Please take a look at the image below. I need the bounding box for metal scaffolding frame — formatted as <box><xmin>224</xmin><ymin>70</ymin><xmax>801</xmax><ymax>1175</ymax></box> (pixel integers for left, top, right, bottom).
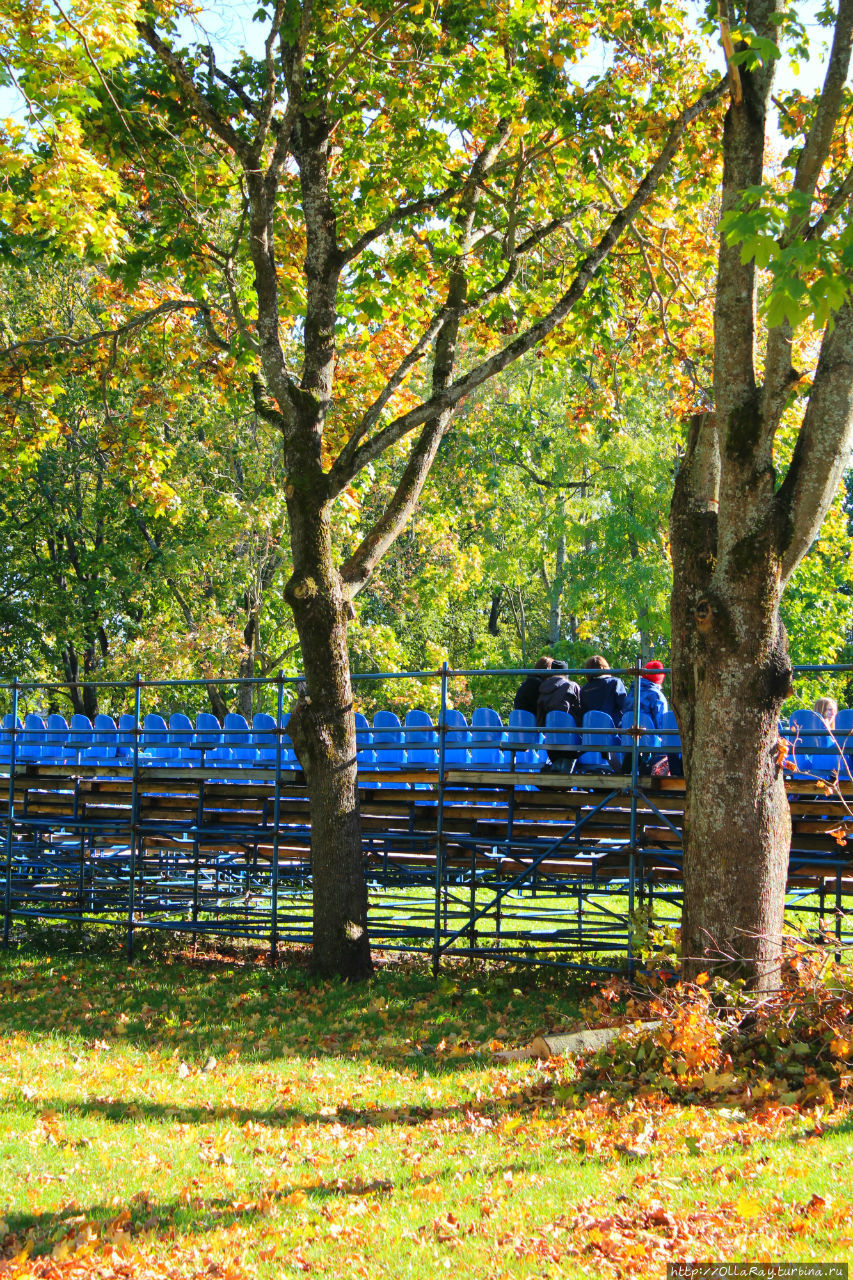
<box><xmin>0</xmin><ymin>662</ymin><xmax>851</xmax><ymax>969</ymax></box>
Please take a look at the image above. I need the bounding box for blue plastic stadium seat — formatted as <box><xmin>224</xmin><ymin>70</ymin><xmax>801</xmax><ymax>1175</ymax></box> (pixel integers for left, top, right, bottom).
<box><xmin>788</xmin><ymin>709</ymin><xmax>841</xmax><ymax>779</ymax></box>
<box><xmin>354</xmin><ymin>712</ymin><xmax>372</xmax><ymax>751</ymax></box>
<box><xmin>169</xmin><ymin>713</ymin><xmax>198</xmax><ymax>764</ymax></box>
<box><xmin>542</xmin><ymin>709</ymin><xmax>579</xmax><ymax>765</ymax></box>
<box><xmin>139</xmin><ymin>713</ymin><xmax>177</xmax><ymax>765</ymax></box>
<box><xmin>658</xmin><ymin>709</ymin><xmax>682</xmax><ymax>774</ymax></box>
<box><xmin>251</xmin><ymin>712</ymin><xmax>278</xmax><ymax>766</ymax></box>
<box><xmin>43</xmin><ymin>713</ymin><xmax>71</xmax><ymax>764</ymax></box>
<box><xmin>194</xmin><ymin>712</ymin><xmax>222</xmax><ymax>762</ymax></box>
<box><xmin>81</xmin><ymin>713</ymin><xmax>120</xmax><ymax>763</ymax></box>
<box><xmin>577</xmin><ymin>710</ymin><xmax>620</xmax><ymax>773</ymax></box>
<box><xmin>404</xmin><ymin>709</ymin><xmax>438</xmax><ymax>767</ymax></box>
<box><xmin>66</xmin><ymin>714</ymin><xmax>94</xmax><ymax>759</ymax></box>
<box><xmin>373</xmin><ymin>710</ymin><xmax>404</xmax><ymax>769</ymax></box>
<box><xmin>471</xmin><ymin>707</ymin><xmax>504</xmax><ymax>745</ymax></box>
<box><xmin>274</xmin><ymin>714</ymin><xmax>299</xmax><ymax>766</ymax></box>
<box><xmin>0</xmin><ymin>714</ymin><xmax>20</xmax><ymax>764</ymax></box>
<box><xmin>442</xmin><ymin>708</ymin><xmax>469</xmax><ymax>767</ymax></box>
<box><xmin>19</xmin><ymin>713</ymin><xmax>46</xmax><ymax>762</ymax></box>
<box><xmin>223</xmin><ymin>712</ymin><xmax>251</xmax><ymax>750</ymax></box>
<box><xmin>356</xmin><ymin>747</ymin><xmax>377</xmax><ymax>771</ymax></box>
<box><xmin>205</xmin><ymin>746</ymin><xmax>235</xmax><ymax>767</ymax></box>
<box><xmin>504</xmin><ymin>709</ymin><xmax>540</xmax><ymax>769</ymax></box>
<box><xmin>614</xmin><ymin>711</ymin><xmax>660</xmax><ymax>768</ymax></box>
<box><xmin>835</xmin><ymin>709</ymin><xmax>853</xmax><ymax>778</ymax></box>
<box><xmin>470</xmin><ymin>707</ymin><xmax>506</xmax><ymax>769</ymax></box>
<box><xmin>141</xmin><ymin>713</ymin><xmax>167</xmax><ymax>747</ymax></box>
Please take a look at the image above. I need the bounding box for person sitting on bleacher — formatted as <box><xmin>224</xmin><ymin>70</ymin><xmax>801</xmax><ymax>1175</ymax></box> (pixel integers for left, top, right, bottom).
<box><xmin>536</xmin><ymin>660</ymin><xmax>581</xmax><ymax>771</ymax></box>
<box><xmin>814</xmin><ymin>696</ymin><xmax>838</xmax><ymax>729</ymax></box>
<box><xmin>579</xmin><ymin>654</ymin><xmax>627</xmax><ymax>722</ymax></box>
<box><xmin>513</xmin><ymin>655</ymin><xmax>553</xmax><ymax>717</ymax></box>
<box><xmin>623</xmin><ymin>660</ymin><xmax>669</xmax><ymax>730</ymax></box>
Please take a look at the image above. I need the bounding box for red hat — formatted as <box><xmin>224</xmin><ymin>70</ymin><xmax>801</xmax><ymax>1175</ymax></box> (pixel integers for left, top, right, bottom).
<box><xmin>642</xmin><ymin>660</ymin><xmax>665</xmax><ymax>685</ymax></box>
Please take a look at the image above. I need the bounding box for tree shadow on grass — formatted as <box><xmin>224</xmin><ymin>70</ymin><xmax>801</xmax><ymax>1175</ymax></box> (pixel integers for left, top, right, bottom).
<box><xmin>7</xmin><ymin>1109</ymin><xmax>853</xmax><ymax>1256</ymax></box>
<box><xmin>3</xmin><ymin>1076</ymin><xmax>550</xmax><ymax>1130</ymax></box>
<box><xmin>0</xmin><ymin>944</ymin><xmax>586</xmax><ymax>1076</ymax></box>
<box><xmin>4</xmin><ymin>1159</ymin><xmax>534</xmax><ymax>1253</ymax></box>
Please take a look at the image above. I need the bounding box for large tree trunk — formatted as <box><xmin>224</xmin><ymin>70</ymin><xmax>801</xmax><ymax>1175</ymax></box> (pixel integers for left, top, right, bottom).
<box><xmin>284</xmin><ymin>499</ymin><xmax>371</xmax><ymax>980</ymax></box>
<box><xmin>670</xmin><ymin>414</ymin><xmax>793</xmax><ymax>988</ymax></box>
<box><xmin>671</xmin><ymin>597</ymin><xmax>792</xmax><ymax>983</ymax></box>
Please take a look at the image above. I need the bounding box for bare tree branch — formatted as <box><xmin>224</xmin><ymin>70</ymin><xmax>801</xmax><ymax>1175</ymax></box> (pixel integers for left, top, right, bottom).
<box><xmin>255</xmin><ymin>0</ymin><xmax>287</xmax><ymax>148</ymax></box>
<box><xmin>0</xmin><ymin>299</ymin><xmax>229</xmax><ymax>362</ymax></box>
<box><xmin>807</xmin><ymin>161</ymin><xmax>853</xmax><ymax>242</ymax></box>
<box><xmin>776</xmin><ymin>299</ymin><xmax>853</xmax><ymax>585</ymax></box>
<box><xmin>338</xmin><ymin>413</ymin><xmax>449</xmax><ymax>596</ymax></box>
<box><xmin>330</xmin><ymin>77</ymin><xmax>727</xmax><ymax>487</ymax></box>
<box><xmin>264</xmin><ymin>0</ymin><xmax>313</xmax><ymax>197</ymax></box>
<box><xmin>763</xmin><ymin>0</ymin><xmax>853</xmax><ymax>426</ymax></box>
<box><xmin>137</xmin><ymin>20</ymin><xmax>254</xmax><ymax>166</ymax></box>
<box><xmin>340</xmin><ymin>181</ymin><xmax>467</xmax><ymax>264</ymax></box>
<box><xmin>327</xmin><ymin>306</ymin><xmax>450</xmax><ymax>493</ymax></box>
<box><xmin>789</xmin><ymin>0</ymin><xmax>853</xmax><ymax>215</ymax></box>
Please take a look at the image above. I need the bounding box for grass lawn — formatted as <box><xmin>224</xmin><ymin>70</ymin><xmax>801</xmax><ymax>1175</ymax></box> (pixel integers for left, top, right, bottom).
<box><xmin>0</xmin><ymin>930</ymin><xmax>851</xmax><ymax>1278</ymax></box>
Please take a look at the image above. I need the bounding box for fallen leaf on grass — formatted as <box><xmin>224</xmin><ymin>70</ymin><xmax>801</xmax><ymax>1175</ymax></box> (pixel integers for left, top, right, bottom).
<box><xmin>735</xmin><ymin>1193</ymin><xmax>762</xmax><ymax>1220</ymax></box>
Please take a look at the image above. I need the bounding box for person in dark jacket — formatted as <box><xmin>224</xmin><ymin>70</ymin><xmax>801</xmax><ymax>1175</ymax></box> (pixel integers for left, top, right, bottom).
<box><xmin>579</xmin><ymin>654</ymin><xmax>627</xmax><ymax>723</ymax></box>
<box><xmin>513</xmin><ymin>656</ymin><xmax>553</xmax><ymax>717</ymax></box>
<box><xmin>536</xmin><ymin>660</ymin><xmax>581</xmax><ymax>771</ymax></box>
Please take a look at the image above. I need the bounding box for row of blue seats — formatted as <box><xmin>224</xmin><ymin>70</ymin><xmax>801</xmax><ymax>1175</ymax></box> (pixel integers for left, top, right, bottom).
<box><xmin>2</xmin><ymin>703</ymin><xmax>849</xmax><ymax>779</ymax></box>
<box><xmin>0</xmin><ymin>711</ymin><xmax>297</xmax><ymax>768</ymax></box>
<box><xmin>0</xmin><ymin>706</ymin><xmax>682</xmax><ymax>773</ymax></box>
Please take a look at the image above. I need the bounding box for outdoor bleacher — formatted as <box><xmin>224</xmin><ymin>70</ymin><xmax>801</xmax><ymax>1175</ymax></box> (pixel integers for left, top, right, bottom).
<box><xmin>0</xmin><ymin>669</ymin><xmax>851</xmax><ymax>970</ymax></box>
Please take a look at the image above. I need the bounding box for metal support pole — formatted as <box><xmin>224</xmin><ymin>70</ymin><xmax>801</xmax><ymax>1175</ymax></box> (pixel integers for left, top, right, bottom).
<box><xmin>270</xmin><ymin>671</ymin><xmax>285</xmax><ymax>965</ymax></box>
<box><xmin>627</xmin><ymin>655</ymin><xmax>641</xmax><ymax>976</ymax></box>
<box><xmin>126</xmin><ymin>674</ymin><xmax>141</xmax><ymax>962</ymax></box>
<box><xmin>432</xmin><ymin>662</ymin><xmax>448</xmax><ymax>973</ymax></box>
<box><xmin>3</xmin><ymin>679</ymin><xmax>20</xmax><ymax>947</ymax></box>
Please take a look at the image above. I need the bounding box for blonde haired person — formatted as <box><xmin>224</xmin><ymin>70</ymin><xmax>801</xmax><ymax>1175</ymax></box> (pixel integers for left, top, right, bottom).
<box><xmin>813</xmin><ymin>697</ymin><xmax>838</xmax><ymax>729</ymax></box>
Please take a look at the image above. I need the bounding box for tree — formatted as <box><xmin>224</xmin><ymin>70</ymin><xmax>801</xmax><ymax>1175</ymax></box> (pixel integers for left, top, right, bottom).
<box><xmin>0</xmin><ymin>257</ymin><xmax>300</xmax><ymax>715</ymax></box>
<box><xmin>1</xmin><ymin>0</ymin><xmax>726</xmax><ymax>976</ymax></box>
<box><xmin>670</xmin><ymin>0</ymin><xmax>853</xmax><ymax>985</ymax></box>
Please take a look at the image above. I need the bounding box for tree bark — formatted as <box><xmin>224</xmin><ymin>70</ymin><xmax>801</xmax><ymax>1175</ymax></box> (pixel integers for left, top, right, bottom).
<box><xmin>487</xmin><ymin>589</ymin><xmax>503</xmax><ymax>636</ymax></box>
<box><xmin>237</xmin><ymin>610</ymin><xmax>257</xmax><ymax>721</ymax></box>
<box><xmin>207</xmin><ymin>685</ymin><xmax>229</xmax><ymax>722</ymax></box>
<box><xmin>670</xmin><ymin>412</ymin><xmax>793</xmax><ymax>987</ymax></box>
<box><xmin>547</xmin><ymin>534</ymin><xmax>566</xmax><ymax>645</ymax></box>
<box><xmin>284</xmin><ymin>496</ymin><xmax>371</xmax><ymax>980</ymax></box>
<box><xmin>61</xmin><ymin>638</ymin><xmax>100</xmax><ymax>718</ymax></box>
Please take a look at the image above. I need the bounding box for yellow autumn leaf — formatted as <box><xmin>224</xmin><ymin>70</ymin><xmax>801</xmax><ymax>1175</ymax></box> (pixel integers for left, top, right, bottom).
<box><xmin>736</xmin><ymin>1193</ymin><xmax>762</xmax><ymax>1220</ymax></box>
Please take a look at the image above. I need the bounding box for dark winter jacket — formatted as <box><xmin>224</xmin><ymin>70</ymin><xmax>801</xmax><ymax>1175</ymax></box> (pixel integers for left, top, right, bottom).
<box><xmin>513</xmin><ymin>674</ymin><xmax>547</xmax><ymax>717</ymax></box>
<box><xmin>622</xmin><ymin>679</ymin><xmax>668</xmax><ymax>731</ymax></box>
<box><xmin>580</xmin><ymin>673</ymin><xmax>627</xmax><ymax>723</ymax></box>
<box><xmin>536</xmin><ymin>674</ymin><xmax>582</xmax><ymax>726</ymax></box>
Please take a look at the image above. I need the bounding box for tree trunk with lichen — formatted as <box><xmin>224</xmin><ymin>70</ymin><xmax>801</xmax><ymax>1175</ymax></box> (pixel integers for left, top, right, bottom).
<box><xmin>284</xmin><ymin>494</ymin><xmax>371</xmax><ymax>980</ymax></box>
<box><xmin>670</xmin><ymin>413</ymin><xmax>793</xmax><ymax>985</ymax></box>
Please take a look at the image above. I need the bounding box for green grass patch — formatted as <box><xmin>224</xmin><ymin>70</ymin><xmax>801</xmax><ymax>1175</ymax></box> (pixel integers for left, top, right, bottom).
<box><xmin>0</xmin><ymin>933</ymin><xmax>851</xmax><ymax>1278</ymax></box>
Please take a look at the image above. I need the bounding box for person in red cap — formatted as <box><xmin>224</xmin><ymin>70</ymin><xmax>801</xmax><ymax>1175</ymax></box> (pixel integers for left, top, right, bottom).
<box><xmin>622</xmin><ymin>659</ymin><xmax>668</xmax><ymax>731</ymax></box>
